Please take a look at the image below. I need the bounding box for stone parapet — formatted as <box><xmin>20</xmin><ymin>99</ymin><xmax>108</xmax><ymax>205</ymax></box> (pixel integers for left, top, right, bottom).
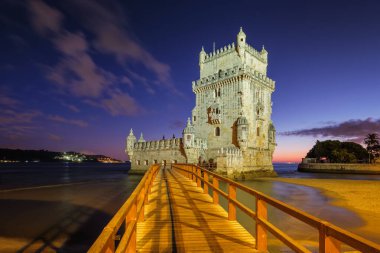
<box><xmin>192</xmin><ymin>65</ymin><xmax>275</xmax><ymax>91</ymax></box>
<box><xmin>133</xmin><ymin>138</ymin><xmax>183</xmax><ymax>151</ymax></box>
<box><xmin>298</xmin><ymin>163</ymin><xmax>380</xmax><ymax>174</ymax></box>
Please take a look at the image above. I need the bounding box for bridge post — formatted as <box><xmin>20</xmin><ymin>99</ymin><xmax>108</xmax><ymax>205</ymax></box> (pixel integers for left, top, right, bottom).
<box><xmin>139</xmin><ymin>186</ymin><xmax>145</xmax><ymax>222</ymax></box>
<box><xmin>203</xmin><ymin>172</ymin><xmax>209</xmax><ymax>194</ymax></box>
<box><xmin>104</xmin><ymin>230</ymin><xmax>115</xmax><ymax>253</ymax></box>
<box><xmin>213</xmin><ymin>177</ymin><xmax>219</xmax><ymax>204</ymax></box>
<box><xmin>256</xmin><ymin>197</ymin><xmax>267</xmax><ymax>251</ymax></box>
<box><xmin>145</xmin><ymin>176</ymin><xmax>149</xmax><ymax>204</ymax></box>
<box><xmin>319</xmin><ymin>222</ymin><xmax>341</xmax><ymax>253</ymax></box>
<box><xmin>197</xmin><ymin>167</ymin><xmax>201</xmax><ymax>187</ymax></box>
<box><xmin>126</xmin><ymin>196</ymin><xmax>137</xmax><ymax>253</ymax></box>
<box><xmin>228</xmin><ymin>184</ymin><xmax>236</xmax><ymax>220</ymax></box>
<box><xmin>192</xmin><ymin>165</ymin><xmax>196</xmax><ymax>182</ymax></box>
<box><xmin>187</xmin><ymin>165</ymin><xmax>191</xmax><ymax>179</ymax></box>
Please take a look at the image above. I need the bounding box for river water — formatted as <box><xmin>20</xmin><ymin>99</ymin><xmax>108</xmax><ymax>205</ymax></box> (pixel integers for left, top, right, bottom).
<box><xmin>0</xmin><ymin>163</ymin><xmax>378</xmax><ymax>252</ymax></box>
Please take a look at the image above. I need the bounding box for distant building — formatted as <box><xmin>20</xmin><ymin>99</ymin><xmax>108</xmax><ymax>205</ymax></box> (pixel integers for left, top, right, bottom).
<box><xmin>126</xmin><ymin>28</ymin><xmax>276</xmax><ymax>177</ymax></box>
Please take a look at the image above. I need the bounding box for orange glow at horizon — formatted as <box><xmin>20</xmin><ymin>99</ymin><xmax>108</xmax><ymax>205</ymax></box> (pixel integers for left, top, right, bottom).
<box><xmin>273</xmin><ymin>147</ymin><xmax>308</xmax><ymax>163</ymax></box>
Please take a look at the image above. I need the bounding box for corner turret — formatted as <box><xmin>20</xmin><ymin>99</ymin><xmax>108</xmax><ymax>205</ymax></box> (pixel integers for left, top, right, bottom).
<box><xmin>199</xmin><ymin>46</ymin><xmax>206</xmax><ymax>70</ymax></box>
<box><xmin>183</xmin><ymin>117</ymin><xmax>195</xmax><ymax>148</ymax></box>
<box><xmin>260</xmin><ymin>45</ymin><xmax>268</xmax><ymax>62</ymax></box>
<box><xmin>138</xmin><ymin>133</ymin><xmax>145</xmax><ymax>142</ymax></box>
<box><xmin>236</xmin><ymin>115</ymin><xmax>249</xmax><ymax>150</ymax></box>
<box><xmin>237</xmin><ymin>27</ymin><xmax>246</xmax><ymax>59</ymax></box>
<box><xmin>126</xmin><ymin>128</ymin><xmax>137</xmax><ymax>159</ymax></box>
<box><xmin>268</xmin><ymin>122</ymin><xmax>276</xmax><ymax>144</ymax></box>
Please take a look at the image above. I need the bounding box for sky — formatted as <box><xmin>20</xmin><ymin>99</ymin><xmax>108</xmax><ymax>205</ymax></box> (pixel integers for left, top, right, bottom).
<box><xmin>1</xmin><ymin>0</ymin><xmax>380</xmax><ymax>162</ymax></box>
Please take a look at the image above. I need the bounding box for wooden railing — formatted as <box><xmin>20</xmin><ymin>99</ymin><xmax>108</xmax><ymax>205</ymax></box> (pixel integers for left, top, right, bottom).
<box><xmin>88</xmin><ymin>164</ymin><xmax>160</xmax><ymax>253</ymax></box>
<box><xmin>172</xmin><ymin>164</ymin><xmax>380</xmax><ymax>253</ymax></box>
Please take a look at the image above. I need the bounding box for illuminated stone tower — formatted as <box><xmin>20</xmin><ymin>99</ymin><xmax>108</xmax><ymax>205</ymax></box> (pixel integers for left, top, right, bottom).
<box><xmin>190</xmin><ymin>27</ymin><xmax>276</xmax><ymax>176</ymax></box>
<box><xmin>126</xmin><ymin>27</ymin><xmax>276</xmax><ymax>178</ymax></box>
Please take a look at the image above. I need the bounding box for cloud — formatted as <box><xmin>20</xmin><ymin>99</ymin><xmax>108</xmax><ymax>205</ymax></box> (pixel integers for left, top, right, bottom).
<box><xmin>0</xmin><ymin>93</ymin><xmax>20</xmax><ymax>108</ymax></box>
<box><xmin>48</xmin><ymin>115</ymin><xmax>88</xmax><ymax>128</ymax></box>
<box><xmin>0</xmin><ymin>109</ymin><xmax>42</xmax><ymax>125</ymax></box>
<box><xmin>60</xmin><ymin>102</ymin><xmax>80</xmax><ymax>113</ymax></box>
<box><xmin>120</xmin><ymin>76</ymin><xmax>134</xmax><ymax>89</ymax></box>
<box><xmin>27</xmin><ymin>0</ymin><xmax>145</xmax><ymax>116</ymax></box>
<box><xmin>46</xmin><ymin>48</ymin><xmax>114</xmax><ymax>98</ymax></box>
<box><xmin>85</xmin><ymin>90</ymin><xmax>143</xmax><ymax>116</ymax></box>
<box><xmin>29</xmin><ymin>0</ymin><xmax>62</xmax><ymax>35</ymax></box>
<box><xmin>169</xmin><ymin>120</ymin><xmax>185</xmax><ymax>130</ymax></box>
<box><xmin>0</xmin><ymin>109</ymin><xmax>42</xmax><ymax>140</ymax></box>
<box><xmin>281</xmin><ymin>118</ymin><xmax>380</xmax><ymax>143</ymax></box>
<box><xmin>65</xmin><ymin>0</ymin><xmax>180</xmax><ymax>95</ymax></box>
<box><xmin>48</xmin><ymin>133</ymin><xmax>62</xmax><ymax>142</ymax></box>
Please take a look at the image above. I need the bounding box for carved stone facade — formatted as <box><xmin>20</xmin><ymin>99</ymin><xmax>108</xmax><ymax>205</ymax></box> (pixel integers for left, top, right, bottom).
<box><xmin>126</xmin><ymin>28</ymin><xmax>276</xmax><ymax>177</ymax></box>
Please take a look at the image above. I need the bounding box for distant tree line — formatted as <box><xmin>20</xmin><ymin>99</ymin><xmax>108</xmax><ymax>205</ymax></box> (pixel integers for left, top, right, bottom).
<box><xmin>0</xmin><ymin>148</ymin><xmax>119</xmax><ymax>163</ymax></box>
<box><xmin>306</xmin><ymin>133</ymin><xmax>380</xmax><ymax>163</ymax></box>
<box><xmin>0</xmin><ymin>149</ymin><xmax>61</xmax><ymax>162</ymax></box>
<box><xmin>306</xmin><ymin>140</ymin><xmax>368</xmax><ymax>163</ymax></box>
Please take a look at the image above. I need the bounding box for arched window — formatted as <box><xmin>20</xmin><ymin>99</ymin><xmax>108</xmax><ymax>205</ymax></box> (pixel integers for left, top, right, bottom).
<box><xmin>215</xmin><ymin>127</ymin><xmax>220</xmax><ymax>136</ymax></box>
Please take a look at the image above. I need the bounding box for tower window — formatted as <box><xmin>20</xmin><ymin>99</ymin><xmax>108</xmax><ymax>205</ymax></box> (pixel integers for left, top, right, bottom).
<box><xmin>193</xmin><ymin>116</ymin><xmax>196</xmax><ymax>122</ymax></box>
<box><xmin>241</xmin><ymin>38</ymin><xmax>243</xmax><ymax>42</ymax></box>
<box><xmin>215</xmin><ymin>127</ymin><xmax>220</xmax><ymax>136</ymax></box>
<box><xmin>257</xmin><ymin>127</ymin><xmax>260</xmax><ymax>137</ymax></box>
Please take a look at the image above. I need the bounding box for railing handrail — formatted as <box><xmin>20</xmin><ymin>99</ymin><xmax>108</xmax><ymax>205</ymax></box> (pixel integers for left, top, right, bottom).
<box><xmin>172</xmin><ymin>163</ymin><xmax>380</xmax><ymax>253</ymax></box>
<box><xmin>88</xmin><ymin>164</ymin><xmax>160</xmax><ymax>253</ymax></box>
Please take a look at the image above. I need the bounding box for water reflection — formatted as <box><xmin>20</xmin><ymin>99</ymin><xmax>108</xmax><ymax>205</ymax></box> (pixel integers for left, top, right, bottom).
<box><xmin>0</xmin><ymin>163</ymin><xmax>142</xmax><ymax>252</ymax></box>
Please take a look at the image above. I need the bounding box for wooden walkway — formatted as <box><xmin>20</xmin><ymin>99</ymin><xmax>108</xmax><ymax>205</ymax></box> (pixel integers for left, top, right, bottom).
<box><xmin>136</xmin><ymin>167</ymin><xmax>257</xmax><ymax>252</ymax></box>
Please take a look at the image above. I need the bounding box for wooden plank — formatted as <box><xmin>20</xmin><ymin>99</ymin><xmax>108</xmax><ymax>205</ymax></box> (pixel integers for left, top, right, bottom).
<box><xmin>136</xmin><ymin>168</ymin><xmax>257</xmax><ymax>252</ymax></box>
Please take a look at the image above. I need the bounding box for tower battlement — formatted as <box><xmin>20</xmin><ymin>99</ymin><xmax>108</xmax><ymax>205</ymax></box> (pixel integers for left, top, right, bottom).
<box><xmin>192</xmin><ymin>65</ymin><xmax>275</xmax><ymax>91</ymax></box>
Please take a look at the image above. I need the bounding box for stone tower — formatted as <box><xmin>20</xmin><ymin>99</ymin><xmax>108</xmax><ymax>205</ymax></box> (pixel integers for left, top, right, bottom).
<box><xmin>191</xmin><ymin>27</ymin><xmax>276</xmax><ymax>177</ymax></box>
<box><xmin>126</xmin><ymin>27</ymin><xmax>276</xmax><ymax>178</ymax></box>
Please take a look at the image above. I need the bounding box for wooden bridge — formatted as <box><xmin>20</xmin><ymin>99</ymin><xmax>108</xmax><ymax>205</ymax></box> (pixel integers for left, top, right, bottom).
<box><xmin>89</xmin><ymin>164</ymin><xmax>380</xmax><ymax>253</ymax></box>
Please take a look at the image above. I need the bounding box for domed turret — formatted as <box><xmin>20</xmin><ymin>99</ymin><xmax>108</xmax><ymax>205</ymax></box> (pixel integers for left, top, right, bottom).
<box><xmin>199</xmin><ymin>46</ymin><xmax>206</xmax><ymax>70</ymax></box>
<box><xmin>268</xmin><ymin>122</ymin><xmax>276</xmax><ymax>144</ymax></box>
<box><xmin>260</xmin><ymin>45</ymin><xmax>268</xmax><ymax>62</ymax></box>
<box><xmin>126</xmin><ymin>128</ymin><xmax>137</xmax><ymax>158</ymax></box>
<box><xmin>237</xmin><ymin>27</ymin><xmax>246</xmax><ymax>59</ymax></box>
<box><xmin>138</xmin><ymin>132</ymin><xmax>145</xmax><ymax>142</ymax></box>
<box><xmin>237</xmin><ymin>115</ymin><xmax>248</xmax><ymax>126</ymax></box>
<box><xmin>183</xmin><ymin>117</ymin><xmax>195</xmax><ymax>134</ymax></box>
<box><xmin>183</xmin><ymin>118</ymin><xmax>195</xmax><ymax>148</ymax></box>
<box><xmin>236</xmin><ymin>115</ymin><xmax>249</xmax><ymax>150</ymax></box>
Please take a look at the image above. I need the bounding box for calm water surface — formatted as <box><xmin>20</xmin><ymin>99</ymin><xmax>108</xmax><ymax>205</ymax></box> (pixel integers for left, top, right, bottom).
<box><xmin>0</xmin><ymin>163</ymin><xmax>141</xmax><ymax>252</ymax></box>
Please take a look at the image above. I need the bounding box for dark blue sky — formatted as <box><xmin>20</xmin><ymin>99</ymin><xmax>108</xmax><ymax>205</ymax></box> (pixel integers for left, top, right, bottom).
<box><xmin>1</xmin><ymin>0</ymin><xmax>380</xmax><ymax>161</ymax></box>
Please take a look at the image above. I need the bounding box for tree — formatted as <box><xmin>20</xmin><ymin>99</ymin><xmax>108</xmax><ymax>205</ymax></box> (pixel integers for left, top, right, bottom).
<box><xmin>364</xmin><ymin>133</ymin><xmax>380</xmax><ymax>163</ymax></box>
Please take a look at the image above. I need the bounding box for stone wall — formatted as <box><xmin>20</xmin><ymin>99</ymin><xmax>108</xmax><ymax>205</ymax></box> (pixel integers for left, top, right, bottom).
<box><xmin>298</xmin><ymin>163</ymin><xmax>380</xmax><ymax>174</ymax></box>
